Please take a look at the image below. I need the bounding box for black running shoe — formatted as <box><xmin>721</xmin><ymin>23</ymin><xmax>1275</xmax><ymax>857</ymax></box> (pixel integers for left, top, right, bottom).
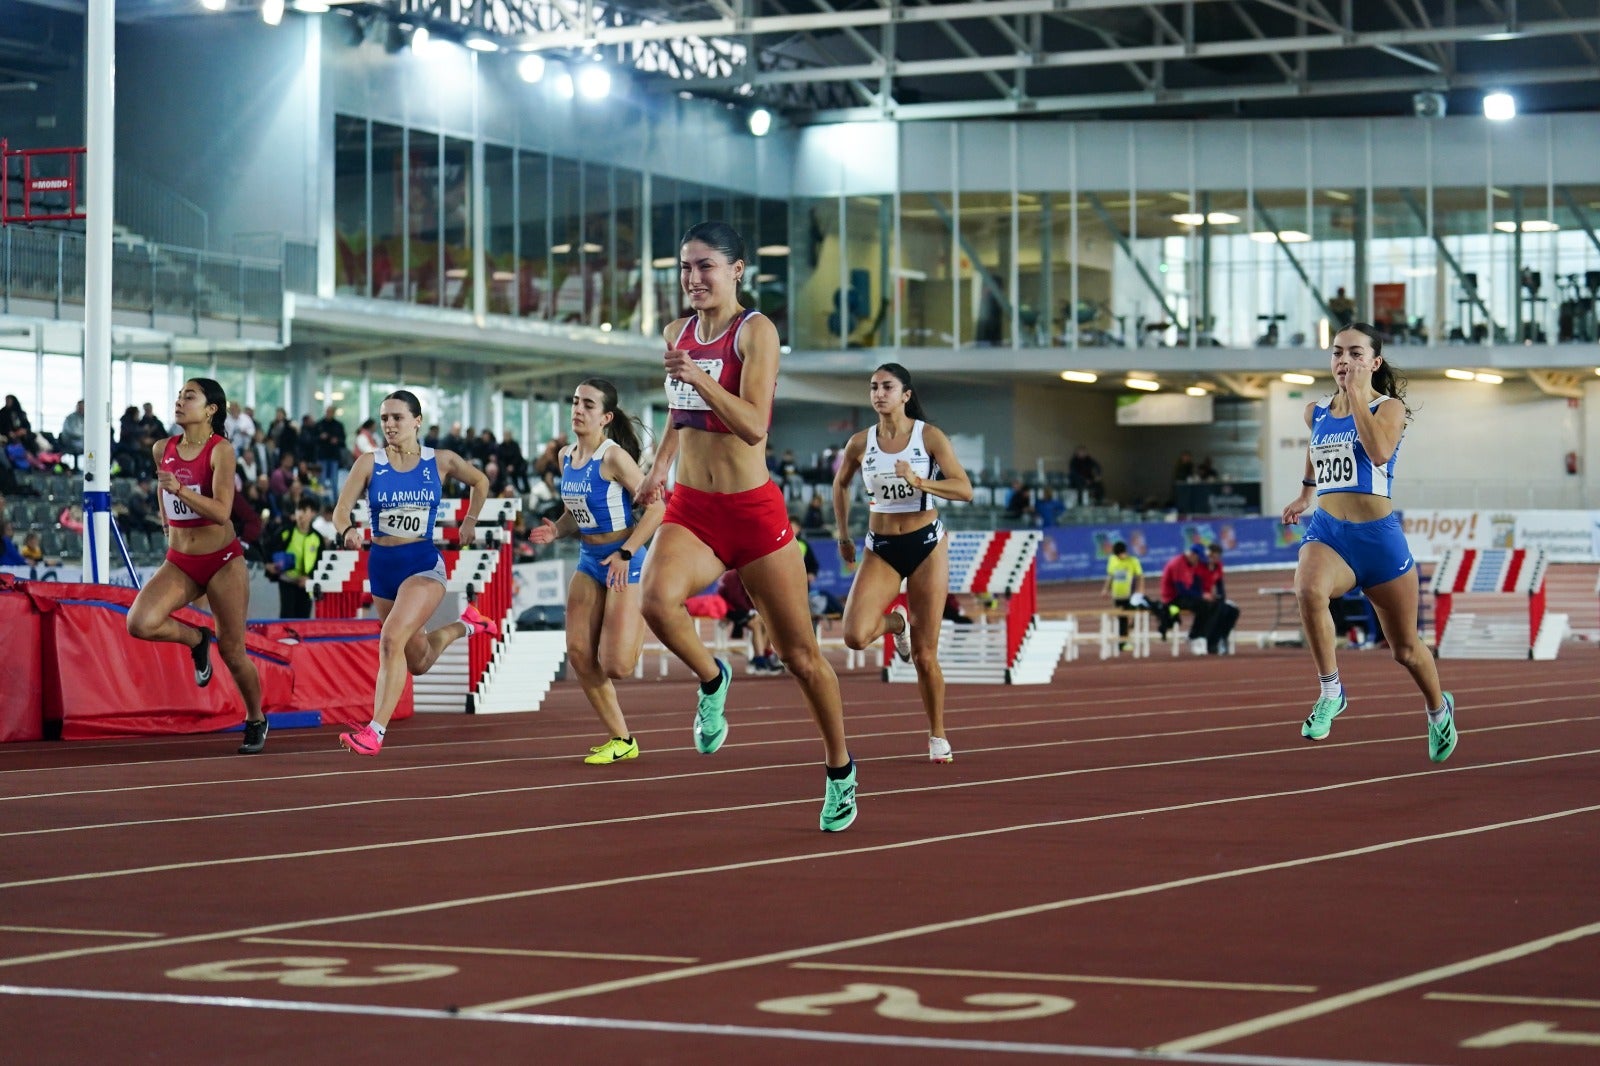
<box><xmin>238</xmin><ymin>717</ymin><xmax>269</xmax><ymax>755</ymax></box>
<box><xmin>191</xmin><ymin>632</ymin><xmax>213</xmax><ymax>687</ymax></box>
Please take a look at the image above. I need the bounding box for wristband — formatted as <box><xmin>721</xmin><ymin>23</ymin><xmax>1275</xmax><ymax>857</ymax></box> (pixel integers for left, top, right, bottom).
<box><xmin>1301</xmin><ymin>479</ymin><xmax>1316</xmax><ymax>488</ymax></box>
<box><xmin>339</xmin><ymin>526</ymin><xmax>355</xmax><ymax>544</ymax></box>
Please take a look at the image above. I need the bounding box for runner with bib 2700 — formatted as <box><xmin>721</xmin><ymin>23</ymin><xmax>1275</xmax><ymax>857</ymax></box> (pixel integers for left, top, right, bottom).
<box><xmin>1280</xmin><ymin>323</ymin><xmax>1457</xmax><ymax>762</ymax></box>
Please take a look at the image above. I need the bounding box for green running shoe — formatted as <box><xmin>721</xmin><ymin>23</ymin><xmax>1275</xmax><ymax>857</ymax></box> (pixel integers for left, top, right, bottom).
<box><xmin>1428</xmin><ymin>692</ymin><xmax>1458</xmax><ymax>763</ymax></box>
<box><xmin>1301</xmin><ymin>692</ymin><xmax>1347</xmax><ymax>741</ymax></box>
<box><xmin>693</xmin><ymin>659</ymin><xmax>731</xmax><ymax>754</ymax></box>
<box><xmin>820</xmin><ymin>763</ymin><xmax>858</xmax><ymax>832</ymax></box>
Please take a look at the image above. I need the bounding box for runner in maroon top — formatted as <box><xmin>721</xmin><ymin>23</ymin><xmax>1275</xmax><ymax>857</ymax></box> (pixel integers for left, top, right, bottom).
<box><xmin>125</xmin><ymin>378</ymin><xmax>267</xmax><ymax>754</ymax></box>
<box><xmin>634</xmin><ymin>221</ymin><xmax>856</xmax><ymax>832</ymax></box>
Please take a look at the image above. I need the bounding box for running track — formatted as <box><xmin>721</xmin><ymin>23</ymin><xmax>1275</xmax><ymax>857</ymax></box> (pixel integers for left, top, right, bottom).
<box><xmin>1</xmin><ymin>647</ymin><xmax>1596</xmax><ymax>1065</ymax></box>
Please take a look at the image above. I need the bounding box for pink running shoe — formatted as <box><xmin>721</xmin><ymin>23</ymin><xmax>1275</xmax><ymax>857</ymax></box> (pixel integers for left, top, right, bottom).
<box><xmin>462</xmin><ymin>603</ymin><xmax>501</xmax><ymax>639</ymax></box>
<box><xmin>339</xmin><ymin>725</ymin><xmax>383</xmax><ymax>756</ymax></box>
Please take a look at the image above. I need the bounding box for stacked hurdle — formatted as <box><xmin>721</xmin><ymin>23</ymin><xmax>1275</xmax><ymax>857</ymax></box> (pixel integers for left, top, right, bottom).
<box><xmin>1431</xmin><ymin>547</ymin><xmax>1566</xmax><ymax>660</ymax></box>
<box><xmin>309</xmin><ymin>498</ymin><xmax>564</xmax><ymax>711</ymax></box>
<box><xmin>886</xmin><ymin>530</ymin><xmax>1060</xmax><ymax>685</ymax></box>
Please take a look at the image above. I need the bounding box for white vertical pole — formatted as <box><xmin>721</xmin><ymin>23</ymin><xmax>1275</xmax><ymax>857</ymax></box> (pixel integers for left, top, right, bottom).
<box><xmin>82</xmin><ymin>0</ymin><xmax>114</xmax><ymax>582</ymax></box>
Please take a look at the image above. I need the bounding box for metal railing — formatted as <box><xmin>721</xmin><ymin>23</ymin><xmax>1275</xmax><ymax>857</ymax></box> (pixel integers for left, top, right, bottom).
<box><xmin>1</xmin><ymin>224</ymin><xmax>283</xmax><ymax>331</ymax></box>
<box><xmin>114</xmin><ymin>169</ymin><xmax>209</xmax><ymax>252</ymax></box>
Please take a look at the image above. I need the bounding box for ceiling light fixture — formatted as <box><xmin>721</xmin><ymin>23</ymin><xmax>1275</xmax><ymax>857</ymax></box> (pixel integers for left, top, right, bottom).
<box><xmin>1473</xmin><ymin>372</ymin><xmax>1504</xmax><ymax>384</ymax></box>
<box><xmin>1250</xmin><ymin>230</ymin><xmax>1312</xmax><ymax>243</ymax></box>
<box><xmin>464</xmin><ymin>34</ymin><xmax>498</xmax><ymax>52</ymax></box>
<box><xmin>748</xmin><ymin>108</ymin><xmax>772</xmax><ymax>137</ymax></box>
<box><xmin>1125</xmin><ymin>378</ymin><xmax>1160</xmax><ymax>392</ymax></box>
<box><xmin>1444</xmin><ymin>368</ymin><xmax>1476</xmax><ymax>381</ymax></box>
<box><xmin>1059</xmin><ymin>371</ymin><xmax>1097</xmax><ymax>383</ymax></box>
<box><xmin>261</xmin><ymin>0</ymin><xmax>283</xmax><ymax>25</ymax></box>
<box><xmin>1281</xmin><ymin>372</ymin><xmax>1315</xmax><ymax>385</ymax></box>
<box><xmin>1172</xmin><ymin>212</ymin><xmax>1241</xmax><ymax>226</ymax></box>
<box><xmin>577</xmin><ymin>65</ymin><xmax>610</xmax><ymax>100</ymax></box>
<box><xmin>517</xmin><ymin>54</ymin><xmax>546</xmax><ymax>83</ymax></box>
<box><xmin>1185</xmin><ymin>386</ymin><xmax>1207</xmax><ymax>397</ymax></box>
<box><xmin>1483</xmin><ymin>91</ymin><xmax>1516</xmax><ymax>121</ymax></box>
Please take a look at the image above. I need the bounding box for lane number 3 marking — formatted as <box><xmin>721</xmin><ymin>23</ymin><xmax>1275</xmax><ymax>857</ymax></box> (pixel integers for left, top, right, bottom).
<box><xmin>758</xmin><ymin>982</ymin><xmax>1074</xmax><ymax>1023</ymax></box>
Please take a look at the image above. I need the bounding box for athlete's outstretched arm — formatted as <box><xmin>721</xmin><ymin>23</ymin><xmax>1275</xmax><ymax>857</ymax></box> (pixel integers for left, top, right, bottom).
<box><xmin>332</xmin><ymin>452</ymin><xmax>376</xmax><ymax>548</ymax></box>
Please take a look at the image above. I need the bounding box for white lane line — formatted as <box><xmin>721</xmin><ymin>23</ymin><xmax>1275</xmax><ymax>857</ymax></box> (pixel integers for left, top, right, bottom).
<box><xmin>1156</xmin><ymin>922</ymin><xmax>1600</xmax><ymax>1054</ymax></box>
<box><xmin>1</xmin><ymin>672</ymin><xmax>1574</xmax><ymax>781</ymax></box>
<box><xmin>790</xmin><ymin>961</ymin><xmax>1317</xmax><ymax>994</ymax></box>
<box><xmin>464</xmin><ymin>802</ymin><xmax>1600</xmax><ymax>1013</ymax></box>
<box><xmin>1424</xmin><ymin>991</ymin><xmax>1600</xmax><ymax>1010</ymax></box>
<box><xmin>6</xmin><ymin>741</ymin><xmax>1596</xmax><ymax>893</ymax></box>
<box><xmin>241</xmin><ymin>936</ymin><xmax>696</xmax><ymax>965</ymax></box>
<box><xmin>4</xmin><ymin>764</ymin><xmax>1596</xmax><ymax>975</ymax></box>
<box><xmin>0</xmin><ymin>925</ymin><xmax>162</xmax><ymax>939</ymax></box>
<box><xmin>0</xmin><ymin>983</ymin><xmax>1448</xmax><ymax>1065</ymax></box>
<box><xmin>7</xmin><ymin>702</ymin><xmax>1596</xmax><ymax>827</ymax></box>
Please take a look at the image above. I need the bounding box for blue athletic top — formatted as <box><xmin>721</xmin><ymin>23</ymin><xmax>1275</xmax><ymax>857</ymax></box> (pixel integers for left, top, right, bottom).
<box><xmin>1310</xmin><ymin>396</ymin><xmax>1400</xmax><ymax>499</ymax></box>
<box><xmin>559</xmin><ymin>439</ymin><xmax>634</xmax><ymax>535</ymax></box>
<box><xmin>368</xmin><ymin>446</ymin><xmax>442</xmax><ymax>539</ymax></box>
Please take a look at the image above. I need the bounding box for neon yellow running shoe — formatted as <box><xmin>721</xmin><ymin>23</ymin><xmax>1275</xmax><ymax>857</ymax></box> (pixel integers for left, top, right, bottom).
<box><xmin>584</xmin><ymin>737</ymin><xmax>639</xmax><ymax>765</ymax></box>
<box><xmin>1300</xmin><ymin>693</ymin><xmax>1347</xmax><ymax>741</ymax></box>
<box><xmin>693</xmin><ymin>659</ymin><xmax>731</xmax><ymax>754</ymax></box>
<box><xmin>1428</xmin><ymin>693</ymin><xmax>1458</xmax><ymax>763</ymax></box>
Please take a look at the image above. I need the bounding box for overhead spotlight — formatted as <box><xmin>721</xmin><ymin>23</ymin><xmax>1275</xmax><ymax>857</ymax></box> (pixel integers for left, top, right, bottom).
<box><xmin>1059</xmin><ymin>370</ymin><xmax>1097</xmax><ymax>383</ymax></box>
<box><xmin>200</xmin><ymin>0</ymin><xmax>226</xmax><ymax>11</ymax></box>
<box><xmin>1483</xmin><ymin>91</ymin><xmax>1516</xmax><ymax>120</ymax></box>
<box><xmin>1473</xmin><ymin>372</ymin><xmax>1504</xmax><ymax>384</ymax></box>
<box><xmin>261</xmin><ymin>0</ymin><xmax>283</xmax><ymax>25</ymax></box>
<box><xmin>411</xmin><ymin>25</ymin><xmax>431</xmax><ymax>54</ymax></box>
<box><xmin>1412</xmin><ymin>91</ymin><xmax>1446</xmax><ymax>118</ymax></box>
<box><xmin>1125</xmin><ymin>378</ymin><xmax>1160</xmax><ymax>392</ymax></box>
<box><xmin>517</xmin><ymin>54</ymin><xmax>546</xmax><ymax>83</ymax></box>
<box><xmin>748</xmin><ymin>108</ymin><xmax>773</xmax><ymax>137</ymax></box>
<box><xmin>1185</xmin><ymin>386</ymin><xmax>1207</xmax><ymax>397</ymax></box>
<box><xmin>293</xmin><ymin>0</ymin><xmax>329</xmax><ymax>11</ymax></box>
<box><xmin>577</xmin><ymin>64</ymin><xmax>610</xmax><ymax>99</ymax></box>
<box><xmin>1281</xmin><ymin>372</ymin><xmax>1315</xmax><ymax>385</ymax></box>
<box><xmin>553</xmin><ymin>64</ymin><xmax>575</xmax><ymax>99</ymax></box>
<box><xmin>757</xmin><ymin>244</ymin><xmax>790</xmax><ymax>257</ymax></box>
<box><xmin>1444</xmin><ymin>369</ymin><xmax>1476</xmax><ymax>380</ymax></box>
<box><xmin>464</xmin><ymin>33</ymin><xmax>498</xmax><ymax>52</ymax></box>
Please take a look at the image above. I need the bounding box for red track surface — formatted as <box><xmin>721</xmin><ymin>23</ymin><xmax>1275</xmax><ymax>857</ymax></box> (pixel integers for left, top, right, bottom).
<box><xmin>2</xmin><ymin>621</ymin><xmax>1597</xmax><ymax>1064</ymax></box>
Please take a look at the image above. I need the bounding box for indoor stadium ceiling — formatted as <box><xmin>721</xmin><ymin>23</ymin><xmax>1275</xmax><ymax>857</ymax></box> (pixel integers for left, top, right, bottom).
<box><xmin>10</xmin><ymin>0</ymin><xmax>1600</xmax><ymax>124</ymax></box>
<box><xmin>381</xmin><ymin>0</ymin><xmax>1600</xmax><ymax>123</ymax></box>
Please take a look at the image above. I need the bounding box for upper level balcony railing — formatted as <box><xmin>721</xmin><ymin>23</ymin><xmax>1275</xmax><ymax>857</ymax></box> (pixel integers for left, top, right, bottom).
<box><xmin>1</xmin><ymin>224</ymin><xmax>284</xmax><ymax>336</ymax></box>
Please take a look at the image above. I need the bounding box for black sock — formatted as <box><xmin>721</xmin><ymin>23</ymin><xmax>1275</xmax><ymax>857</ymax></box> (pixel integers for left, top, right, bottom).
<box><xmin>699</xmin><ymin>671</ymin><xmax>723</xmax><ymax>696</ymax></box>
<box><xmin>620</xmin><ymin>736</ymin><xmax>633</xmax><ymax>744</ymax></box>
<box><xmin>826</xmin><ymin>757</ymin><xmax>854</xmax><ymax>781</ymax></box>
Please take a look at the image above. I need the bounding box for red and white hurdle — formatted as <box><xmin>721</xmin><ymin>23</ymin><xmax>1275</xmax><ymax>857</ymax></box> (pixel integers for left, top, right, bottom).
<box><xmin>309</xmin><ymin>498</ymin><xmax>565</xmax><ymax>712</ymax></box>
<box><xmin>1431</xmin><ymin>547</ymin><xmax>1566</xmax><ymax>660</ymax></box>
<box><xmin>885</xmin><ymin>529</ymin><xmax>1057</xmax><ymax>684</ymax></box>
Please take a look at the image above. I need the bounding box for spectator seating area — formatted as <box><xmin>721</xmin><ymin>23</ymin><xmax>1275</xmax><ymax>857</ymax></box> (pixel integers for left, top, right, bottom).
<box><xmin>4</xmin><ymin>470</ymin><xmax>167</xmax><ymax>566</ymax></box>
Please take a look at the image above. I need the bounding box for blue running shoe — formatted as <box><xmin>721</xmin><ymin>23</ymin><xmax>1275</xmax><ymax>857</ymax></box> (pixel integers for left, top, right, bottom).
<box><xmin>693</xmin><ymin>658</ymin><xmax>731</xmax><ymax>754</ymax></box>
<box><xmin>1301</xmin><ymin>692</ymin><xmax>1347</xmax><ymax>741</ymax></box>
<box><xmin>820</xmin><ymin>763</ymin><xmax>858</xmax><ymax>832</ymax></box>
<box><xmin>1428</xmin><ymin>692</ymin><xmax>1458</xmax><ymax>763</ymax></box>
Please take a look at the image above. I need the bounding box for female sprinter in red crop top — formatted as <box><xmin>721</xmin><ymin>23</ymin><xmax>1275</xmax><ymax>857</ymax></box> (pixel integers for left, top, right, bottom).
<box><xmin>633</xmin><ymin>220</ymin><xmax>856</xmax><ymax>832</ymax></box>
<box><xmin>126</xmin><ymin>378</ymin><xmax>267</xmax><ymax>754</ymax></box>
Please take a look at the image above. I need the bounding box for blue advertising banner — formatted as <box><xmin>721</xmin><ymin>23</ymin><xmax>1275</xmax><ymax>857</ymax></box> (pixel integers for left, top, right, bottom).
<box><xmin>801</xmin><ymin>515</ymin><xmax>1306</xmax><ymax>596</ymax></box>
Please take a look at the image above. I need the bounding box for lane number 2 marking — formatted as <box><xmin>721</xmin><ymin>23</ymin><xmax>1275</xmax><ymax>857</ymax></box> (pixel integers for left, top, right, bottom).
<box><xmin>166</xmin><ymin>956</ymin><xmax>457</xmax><ymax>988</ymax></box>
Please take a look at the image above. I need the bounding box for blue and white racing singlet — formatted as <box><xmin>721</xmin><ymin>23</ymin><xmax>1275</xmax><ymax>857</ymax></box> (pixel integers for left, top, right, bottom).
<box><xmin>368</xmin><ymin>447</ymin><xmax>442</xmax><ymax>538</ymax></box>
<box><xmin>1310</xmin><ymin>396</ymin><xmax>1400</xmax><ymax>499</ymax></box>
<box><xmin>559</xmin><ymin>439</ymin><xmax>635</xmax><ymax>534</ymax></box>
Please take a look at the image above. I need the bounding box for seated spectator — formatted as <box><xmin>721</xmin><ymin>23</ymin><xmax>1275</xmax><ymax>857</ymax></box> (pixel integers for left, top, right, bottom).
<box><xmin>57</xmin><ymin>401</ymin><xmax>86</xmax><ymax>468</ymax></box>
<box><xmin>19</xmin><ymin>530</ymin><xmax>44</xmax><ymax>565</ymax></box>
<box><xmin>1158</xmin><ymin>543</ymin><xmax>1218</xmax><ymax>649</ymax></box>
<box><xmin>0</xmin><ymin>520</ymin><xmax>24</xmax><ymax>565</ymax></box>
<box><xmin>268</xmin><ymin>451</ymin><xmax>299</xmax><ymax>506</ymax></box>
<box><xmin>1173</xmin><ymin>450</ymin><xmax>1196</xmax><ymax>483</ymax></box>
<box><xmin>1067</xmin><ymin>445</ymin><xmax>1104</xmax><ymax>504</ymax></box>
<box><xmin>717</xmin><ymin>568</ymin><xmax>783</xmax><ymax>674</ymax></box>
<box><xmin>1196</xmin><ymin>455</ymin><xmax>1219</xmax><ymax>481</ymax></box>
<box><xmin>1003</xmin><ymin>479</ymin><xmax>1033</xmax><ymax>523</ymax></box>
<box><xmin>138</xmin><ymin>402</ymin><xmax>167</xmax><ymax>442</ymax></box>
<box><xmin>790</xmin><ymin>515</ymin><xmax>842</xmax><ymax>621</ymax></box>
<box><xmin>1201</xmin><ymin>543</ymin><xmax>1239</xmax><ymax>654</ymax></box>
<box><xmin>262</xmin><ymin>497</ymin><xmax>326</xmax><ymax>619</ymax></box>
<box><xmin>1034</xmin><ymin>486</ymin><xmax>1066</xmax><ymax>528</ymax></box>
<box><xmin>0</xmin><ymin>395</ymin><xmax>39</xmax><ymax>454</ymax></box>
<box><xmin>58</xmin><ymin>503</ymin><xmax>85</xmax><ymax>534</ymax></box>
<box><xmin>801</xmin><ymin>491</ymin><xmax>828</xmax><ymax>534</ymax></box>
<box><xmin>121</xmin><ymin>477</ymin><xmax>164</xmax><ymax>535</ymax></box>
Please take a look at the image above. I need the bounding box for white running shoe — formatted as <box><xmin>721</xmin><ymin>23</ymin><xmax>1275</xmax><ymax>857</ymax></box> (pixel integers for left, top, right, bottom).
<box><xmin>890</xmin><ymin>604</ymin><xmax>912</xmax><ymax>663</ymax></box>
<box><xmin>928</xmin><ymin>736</ymin><xmax>954</xmax><ymax>763</ymax></box>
